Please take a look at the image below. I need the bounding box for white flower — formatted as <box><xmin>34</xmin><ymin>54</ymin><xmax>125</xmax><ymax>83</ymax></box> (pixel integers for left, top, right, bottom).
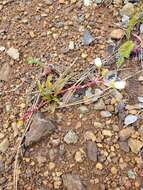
<box><xmin>114</xmin><ymin>80</ymin><xmax>126</xmax><ymax>90</ymax></box>
<box><xmin>94</xmin><ymin>57</ymin><xmax>103</xmax><ymax>68</ymax></box>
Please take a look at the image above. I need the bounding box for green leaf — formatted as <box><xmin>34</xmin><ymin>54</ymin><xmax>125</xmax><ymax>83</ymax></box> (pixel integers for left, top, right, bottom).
<box><xmin>126</xmin><ymin>15</ymin><xmax>138</xmax><ymax>39</ymax></box>
<box><xmin>119</xmin><ymin>41</ymin><xmax>134</xmax><ymax>59</ymax></box>
<box><xmin>27</xmin><ymin>57</ymin><xmax>41</xmax><ymax>65</ymax></box>
<box><xmin>117</xmin><ymin>41</ymin><xmax>134</xmax><ymax>66</ymax></box>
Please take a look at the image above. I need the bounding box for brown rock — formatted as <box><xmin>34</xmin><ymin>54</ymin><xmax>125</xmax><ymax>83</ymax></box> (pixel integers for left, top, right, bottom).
<box><xmin>62</xmin><ymin>174</ymin><xmax>86</xmax><ymax>190</ymax></box>
<box><xmin>119</xmin><ymin>128</ymin><xmax>134</xmax><ymax>141</ymax></box>
<box><xmin>24</xmin><ymin>113</ymin><xmax>56</xmax><ymax>146</ymax></box>
<box><xmin>0</xmin><ymin>63</ymin><xmax>10</xmax><ymax>81</ymax></box>
<box><xmin>110</xmin><ymin>29</ymin><xmax>124</xmax><ymax>40</ymax></box>
<box><xmin>87</xmin><ymin>141</ymin><xmax>98</xmax><ymax>162</ymax></box>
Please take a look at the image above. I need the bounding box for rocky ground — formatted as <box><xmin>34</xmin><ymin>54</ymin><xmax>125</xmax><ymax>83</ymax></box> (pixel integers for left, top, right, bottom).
<box><xmin>0</xmin><ymin>0</ymin><xmax>143</xmax><ymax>190</ymax></box>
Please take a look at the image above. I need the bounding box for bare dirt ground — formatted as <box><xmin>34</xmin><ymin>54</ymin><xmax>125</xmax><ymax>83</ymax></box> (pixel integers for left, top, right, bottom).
<box><xmin>0</xmin><ymin>0</ymin><xmax>143</xmax><ymax>190</ymax></box>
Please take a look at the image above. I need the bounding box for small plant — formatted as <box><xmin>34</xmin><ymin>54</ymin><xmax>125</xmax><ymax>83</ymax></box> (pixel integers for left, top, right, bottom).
<box><xmin>117</xmin><ymin>40</ymin><xmax>134</xmax><ymax>66</ymax></box>
<box><xmin>27</xmin><ymin>57</ymin><xmax>42</xmax><ymax>65</ymax></box>
<box><xmin>37</xmin><ymin>74</ymin><xmax>70</xmax><ymax>112</ymax></box>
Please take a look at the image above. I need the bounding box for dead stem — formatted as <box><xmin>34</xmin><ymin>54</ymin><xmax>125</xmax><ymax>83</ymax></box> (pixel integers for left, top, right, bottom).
<box><xmin>13</xmin><ymin>94</ymin><xmax>40</xmax><ymax>190</ymax></box>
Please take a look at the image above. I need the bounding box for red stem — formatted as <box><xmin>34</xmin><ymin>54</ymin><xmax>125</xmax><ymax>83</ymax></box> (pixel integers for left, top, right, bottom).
<box><xmin>22</xmin><ymin>79</ymin><xmax>100</xmax><ymax>121</ymax></box>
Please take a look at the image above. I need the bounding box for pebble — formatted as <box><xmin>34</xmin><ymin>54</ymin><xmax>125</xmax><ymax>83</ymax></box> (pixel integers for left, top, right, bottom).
<box><xmin>83</xmin><ymin>0</ymin><xmax>92</xmax><ymax>6</ymax></box>
<box><xmin>79</xmin><ymin>106</ymin><xmax>88</xmax><ymax>114</ymax></box>
<box><xmin>24</xmin><ymin>113</ymin><xmax>56</xmax><ymax>146</ymax></box>
<box><xmin>84</xmin><ymin>131</ymin><xmax>96</xmax><ymax>141</ymax></box>
<box><xmin>94</xmin><ymin>99</ymin><xmax>105</xmax><ymax>110</ymax></box>
<box><xmin>54</xmin><ymin>179</ymin><xmax>62</xmax><ymax>189</ymax></box>
<box><xmin>102</xmin><ymin>130</ymin><xmax>113</xmax><ymax>137</ymax></box>
<box><xmin>87</xmin><ymin>141</ymin><xmax>98</xmax><ymax>162</ymax></box>
<box><xmin>48</xmin><ymin>162</ymin><xmax>55</xmax><ymax>170</ymax></box>
<box><xmin>94</xmin><ymin>121</ymin><xmax>103</xmax><ymax>128</ymax></box>
<box><xmin>0</xmin><ymin>138</ymin><xmax>9</xmax><ymax>153</ymax></box>
<box><xmin>44</xmin><ymin>0</ymin><xmax>54</xmax><ymax>5</ymax></box>
<box><xmin>138</xmin><ymin>97</ymin><xmax>143</xmax><ymax>103</ymax></box>
<box><xmin>128</xmin><ymin>138</ymin><xmax>143</xmax><ymax>154</ymax></box>
<box><xmin>62</xmin><ymin>174</ymin><xmax>86</xmax><ymax>190</ymax></box>
<box><xmin>119</xmin><ymin>128</ymin><xmax>134</xmax><ymax>141</ymax></box>
<box><xmin>128</xmin><ymin>170</ymin><xmax>136</xmax><ymax>179</ymax></box>
<box><xmin>110</xmin><ymin>29</ymin><xmax>124</xmax><ymax>40</ymax></box>
<box><xmin>75</xmin><ymin>150</ymin><xmax>84</xmax><ymax>163</ymax></box>
<box><xmin>64</xmin><ymin>130</ymin><xmax>78</xmax><ymax>144</ymax></box>
<box><xmin>69</xmin><ymin>41</ymin><xmax>75</xmax><ymax>50</ymax></box>
<box><xmin>0</xmin><ymin>63</ymin><xmax>10</xmax><ymax>82</ymax></box>
<box><xmin>7</xmin><ymin>47</ymin><xmax>20</xmax><ymax>60</ymax></box>
<box><xmin>122</xmin><ymin>15</ymin><xmax>130</xmax><ymax>28</ymax></box>
<box><xmin>96</xmin><ymin>0</ymin><xmax>102</xmax><ymax>4</ymax></box>
<box><xmin>81</xmin><ymin>30</ymin><xmax>94</xmax><ymax>45</ymax></box>
<box><xmin>111</xmin><ymin>167</ymin><xmax>118</xmax><ymax>175</ymax></box>
<box><xmin>0</xmin><ymin>46</ymin><xmax>5</xmax><ymax>52</ymax></box>
<box><xmin>124</xmin><ymin>115</ymin><xmax>138</xmax><ymax>126</ymax></box>
<box><xmin>120</xmin><ymin>3</ymin><xmax>135</xmax><ymax>17</ymax></box>
<box><xmin>140</xmin><ymin>24</ymin><xmax>143</xmax><ymax>34</ymax></box>
<box><xmin>0</xmin><ymin>133</ymin><xmax>4</xmax><ymax>139</ymax></box>
<box><xmin>100</xmin><ymin>111</ymin><xmax>112</xmax><ymax>118</ymax></box>
<box><xmin>119</xmin><ymin>141</ymin><xmax>130</xmax><ymax>152</ymax></box>
<box><xmin>96</xmin><ymin>162</ymin><xmax>103</xmax><ymax>170</ymax></box>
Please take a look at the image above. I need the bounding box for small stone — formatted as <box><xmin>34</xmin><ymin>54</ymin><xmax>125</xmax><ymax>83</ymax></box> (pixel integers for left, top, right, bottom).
<box><xmin>94</xmin><ymin>122</ymin><xmax>103</xmax><ymax>128</ymax></box>
<box><xmin>83</xmin><ymin>0</ymin><xmax>92</xmax><ymax>6</ymax></box>
<box><xmin>87</xmin><ymin>141</ymin><xmax>98</xmax><ymax>162</ymax></box>
<box><xmin>124</xmin><ymin>115</ymin><xmax>138</xmax><ymax>126</ymax></box>
<box><xmin>102</xmin><ymin>130</ymin><xmax>113</xmax><ymax>137</ymax></box>
<box><xmin>69</xmin><ymin>41</ymin><xmax>75</xmax><ymax>50</ymax></box>
<box><xmin>84</xmin><ymin>131</ymin><xmax>96</xmax><ymax>141</ymax></box>
<box><xmin>75</xmin><ymin>122</ymin><xmax>82</xmax><ymax>129</ymax></box>
<box><xmin>7</xmin><ymin>47</ymin><xmax>20</xmax><ymax>60</ymax></box>
<box><xmin>128</xmin><ymin>170</ymin><xmax>136</xmax><ymax>179</ymax></box>
<box><xmin>138</xmin><ymin>97</ymin><xmax>143</xmax><ymax>103</ymax></box>
<box><xmin>54</xmin><ymin>179</ymin><xmax>62</xmax><ymax>189</ymax></box>
<box><xmin>0</xmin><ymin>46</ymin><xmax>5</xmax><ymax>52</ymax></box>
<box><xmin>138</xmin><ymin>125</ymin><xmax>143</xmax><ymax>135</ymax></box>
<box><xmin>59</xmin><ymin>0</ymin><xmax>65</xmax><ymax>3</ymax></box>
<box><xmin>62</xmin><ymin>174</ymin><xmax>86</xmax><ymax>190</ymax></box>
<box><xmin>0</xmin><ymin>5</ymin><xmax>3</xmax><ymax>11</ymax></box>
<box><xmin>119</xmin><ymin>128</ymin><xmax>134</xmax><ymax>141</ymax></box>
<box><xmin>140</xmin><ymin>24</ymin><xmax>143</xmax><ymax>34</ymax></box>
<box><xmin>75</xmin><ymin>150</ymin><xmax>84</xmax><ymax>163</ymax></box>
<box><xmin>110</xmin><ymin>29</ymin><xmax>124</xmax><ymax>40</ymax></box>
<box><xmin>0</xmin><ymin>138</ymin><xmax>9</xmax><ymax>153</ymax></box>
<box><xmin>81</xmin><ymin>30</ymin><xmax>94</xmax><ymax>45</ymax></box>
<box><xmin>96</xmin><ymin>0</ymin><xmax>102</xmax><ymax>4</ymax></box>
<box><xmin>79</xmin><ymin>106</ymin><xmax>88</xmax><ymax>114</ymax></box>
<box><xmin>138</xmin><ymin>76</ymin><xmax>143</xmax><ymax>81</ymax></box>
<box><xmin>48</xmin><ymin>162</ymin><xmax>55</xmax><ymax>170</ymax></box>
<box><xmin>114</xmin><ymin>0</ymin><xmax>122</xmax><ymax>5</ymax></box>
<box><xmin>119</xmin><ymin>141</ymin><xmax>130</xmax><ymax>152</ymax></box>
<box><xmin>24</xmin><ymin>113</ymin><xmax>56</xmax><ymax>147</ymax></box>
<box><xmin>128</xmin><ymin>138</ymin><xmax>143</xmax><ymax>154</ymax></box>
<box><xmin>94</xmin><ymin>99</ymin><xmax>105</xmax><ymax>110</ymax></box>
<box><xmin>111</xmin><ymin>167</ymin><xmax>118</xmax><ymax>175</ymax></box>
<box><xmin>120</xmin><ymin>3</ymin><xmax>135</xmax><ymax>17</ymax></box>
<box><xmin>44</xmin><ymin>0</ymin><xmax>53</xmax><ymax>5</ymax></box>
<box><xmin>0</xmin><ymin>63</ymin><xmax>10</xmax><ymax>82</ymax></box>
<box><xmin>64</xmin><ymin>130</ymin><xmax>78</xmax><ymax>144</ymax></box>
<box><xmin>0</xmin><ymin>133</ymin><xmax>4</xmax><ymax>139</ymax></box>
<box><xmin>96</xmin><ymin>162</ymin><xmax>103</xmax><ymax>170</ymax></box>
<box><xmin>100</xmin><ymin>111</ymin><xmax>112</xmax><ymax>118</ymax></box>
<box><xmin>29</xmin><ymin>31</ymin><xmax>35</xmax><ymax>38</ymax></box>
<box><xmin>122</xmin><ymin>15</ymin><xmax>130</xmax><ymax>28</ymax></box>
<box><xmin>36</xmin><ymin>155</ymin><xmax>46</xmax><ymax>164</ymax></box>
<box><xmin>81</xmin><ymin>52</ymin><xmax>88</xmax><ymax>59</ymax></box>
<box><xmin>12</xmin><ymin>122</ymin><xmax>18</xmax><ymax>137</ymax></box>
